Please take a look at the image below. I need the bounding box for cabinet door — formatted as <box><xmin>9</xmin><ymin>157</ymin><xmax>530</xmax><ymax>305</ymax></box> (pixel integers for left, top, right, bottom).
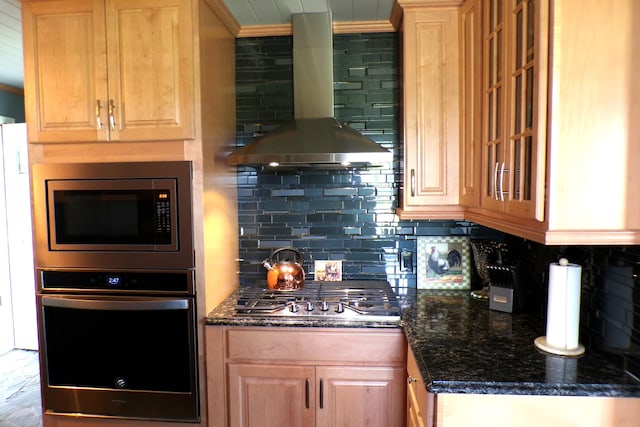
<box><xmin>407</xmin><ymin>348</ymin><xmax>429</xmax><ymax>427</ymax></box>
<box><xmin>480</xmin><ymin>0</ymin><xmax>543</xmax><ymax>220</ymax></box>
<box><xmin>228</xmin><ymin>363</ymin><xmax>315</xmax><ymax>427</ymax></box>
<box><xmin>503</xmin><ymin>0</ymin><xmax>543</xmax><ymax>220</ymax></box>
<box><xmin>316</xmin><ymin>366</ymin><xmax>405</xmax><ymax>427</ymax></box>
<box><xmin>400</xmin><ymin>7</ymin><xmax>463</xmax><ymax>218</ymax></box>
<box><xmin>22</xmin><ymin>0</ymin><xmax>109</xmax><ymax>143</ymax></box>
<box><xmin>459</xmin><ymin>0</ymin><xmax>482</xmax><ymax>207</ymax></box>
<box><xmin>105</xmin><ymin>0</ymin><xmax>194</xmax><ymax>141</ymax></box>
<box><xmin>480</xmin><ymin>0</ymin><xmax>507</xmax><ymax>212</ymax></box>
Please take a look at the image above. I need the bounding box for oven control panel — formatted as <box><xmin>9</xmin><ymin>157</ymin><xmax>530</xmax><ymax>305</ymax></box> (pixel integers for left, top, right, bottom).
<box><xmin>37</xmin><ymin>269</ymin><xmax>194</xmax><ymax>295</ymax></box>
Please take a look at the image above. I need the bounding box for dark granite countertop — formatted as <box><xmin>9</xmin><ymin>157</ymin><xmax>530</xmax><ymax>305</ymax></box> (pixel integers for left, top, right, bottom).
<box><xmin>205</xmin><ymin>286</ymin><xmax>640</xmax><ymax>397</ymax></box>
<box><xmin>402</xmin><ymin>289</ymin><xmax>640</xmax><ymax>397</ymax></box>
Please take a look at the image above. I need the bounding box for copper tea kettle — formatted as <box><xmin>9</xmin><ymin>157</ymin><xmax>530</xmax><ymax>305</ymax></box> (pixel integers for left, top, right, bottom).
<box><xmin>262</xmin><ymin>247</ymin><xmax>305</xmax><ymax>290</ymax></box>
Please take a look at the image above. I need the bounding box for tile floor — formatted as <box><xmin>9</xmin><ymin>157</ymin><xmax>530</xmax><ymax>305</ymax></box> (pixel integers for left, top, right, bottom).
<box><xmin>0</xmin><ymin>349</ymin><xmax>42</xmax><ymax>427</ymax></box>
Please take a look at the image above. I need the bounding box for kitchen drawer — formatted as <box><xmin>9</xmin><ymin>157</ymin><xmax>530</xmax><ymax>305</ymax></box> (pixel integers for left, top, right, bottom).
<box><xmin>224</xmin><ymin>326</ymin><xmax>406</xmax><ymax>365</ymax></box>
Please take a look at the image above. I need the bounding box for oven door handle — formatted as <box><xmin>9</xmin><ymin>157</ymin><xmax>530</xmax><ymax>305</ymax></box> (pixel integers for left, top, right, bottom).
<box><xmin>41</xmin><ymin>295</ymin><xmax>189</xmax><ymax>311</ymax></box>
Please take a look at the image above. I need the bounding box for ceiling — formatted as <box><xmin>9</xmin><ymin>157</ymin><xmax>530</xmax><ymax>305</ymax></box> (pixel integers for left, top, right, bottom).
<box><xmin>0</xmin><ymin>0</ymin><xmax>396</xmax><ymax>90</ymax></box>
<box><xmin>222</xmin><ymin>0</ymin><xmax>395</xmax><ymax>27</ymax></box>
<box><xmin>0</xmin><ymin>0</ymin><xmax>23</xmax><ymax>89</ymax></box>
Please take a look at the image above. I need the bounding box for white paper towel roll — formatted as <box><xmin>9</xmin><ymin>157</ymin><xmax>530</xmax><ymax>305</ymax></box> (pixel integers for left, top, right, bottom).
<box><xmin>534</xmin><ymin>258</ymin><xmax>585</xmax><ymax>356</ymax></box>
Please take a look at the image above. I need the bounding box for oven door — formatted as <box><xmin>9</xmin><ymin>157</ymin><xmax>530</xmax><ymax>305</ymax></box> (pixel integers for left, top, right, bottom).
<box><xmin>38</xmin><ymin>295</ymin><xmax>199</xmax><ymax>422</ymax></box>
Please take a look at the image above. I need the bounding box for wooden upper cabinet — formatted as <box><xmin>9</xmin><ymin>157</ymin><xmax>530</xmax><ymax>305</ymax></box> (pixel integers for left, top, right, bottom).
<box><xmin>22</xmin><ymin>0</ymin><xmax>194</xmax><ymax>143</ymax></box>
<box><xmin>465</xmin><ymin>0</ymin><xmax>640</xmax><ymax>244</ymax></box>
<box><xmin>397</xmin><ymin>4</ymin><xmax>464</xmax><ymax>220</ymax></box>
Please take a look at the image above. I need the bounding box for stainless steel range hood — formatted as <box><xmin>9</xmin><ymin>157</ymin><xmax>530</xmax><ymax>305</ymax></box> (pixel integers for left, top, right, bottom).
<box><xmin>226</xmin><ymin>12</ymin><xmax>393</xmax><ymax>168</ymax></box>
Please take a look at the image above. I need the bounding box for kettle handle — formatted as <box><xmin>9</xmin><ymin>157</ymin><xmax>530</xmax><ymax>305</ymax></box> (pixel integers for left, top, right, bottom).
<box><xmin>269</xmin><ymin>247</ymin><xmax>304</xmax><ymax>264</ymax></box>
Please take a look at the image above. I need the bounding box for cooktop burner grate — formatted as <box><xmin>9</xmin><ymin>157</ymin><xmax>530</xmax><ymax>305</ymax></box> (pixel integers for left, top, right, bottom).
<box><xmin>235</xmin><ymin>281</ymin><xmax>401</xmax><ymax>322</ymax></box>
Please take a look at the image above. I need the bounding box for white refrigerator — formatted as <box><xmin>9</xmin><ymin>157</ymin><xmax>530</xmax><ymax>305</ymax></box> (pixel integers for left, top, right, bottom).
<box><xmin>0</xmin><ymin>122</ymin><xmax>37</xmax><ymax>353</ymax></box>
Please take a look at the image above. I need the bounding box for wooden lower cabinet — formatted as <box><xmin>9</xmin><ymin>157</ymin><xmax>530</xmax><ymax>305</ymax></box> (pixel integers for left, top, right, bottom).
<box><xmin>228</xmin><ymin>363</ymin><xmax>404</xmax><ymax>427</ymax></box>
<box><xmin>406</xmin><ymin>347</ymin><xmax>429</xmax><ymax>427</ymax></box>
<box><xmin>206</xmin><ymin>326</ymin><xmax>407</xmax><ymax>427</ymax></box>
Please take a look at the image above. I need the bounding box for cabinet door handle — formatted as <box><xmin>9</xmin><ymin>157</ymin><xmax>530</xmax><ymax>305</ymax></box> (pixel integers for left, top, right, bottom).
<box><xmin>108</xmin><ymin>99</ymin><xmax>116</xmax><ymax>131</ymax></box>
<box><xmin>305</xmin><ymin>378</ymin><xmax>310</xmax><ymax>409</ymax></box>
<box><xmin>410</xmin><ymin>169</ymin><xmax>416</xmax><ymax>197</ymax></box>
<box><xmin>499</xmin><ymin>162</ymin><xmax>506</xmax><ymax>202</ymax></box>
<box><xmin>493</xmin><ymin>162</ymin><xmax>500</xmax><ymax>200</ymax></box>
<box><xmin>319</xmin><ymin>379</ymin><xmax>324</xmax><ymax>409</ymax></box>
<box><xmin>407</xmin><ymin>376</ymin><xmax>418</xmax><ymax>385</ymax></box>
<box><xmin>96</xmin><ymin>100</ymin><xmax>103</xmax><ymax>131</ymax></box>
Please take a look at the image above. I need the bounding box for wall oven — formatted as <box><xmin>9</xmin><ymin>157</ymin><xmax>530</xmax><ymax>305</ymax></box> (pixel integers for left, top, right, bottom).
<box><xmin>32</xmin><ymin>161</ymin><xmax>200</xmax><ymax>422</ymax></box>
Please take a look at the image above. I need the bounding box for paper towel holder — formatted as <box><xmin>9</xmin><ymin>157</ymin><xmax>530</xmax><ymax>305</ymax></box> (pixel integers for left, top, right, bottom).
<box><xmin>534</xmin><ymin>258</ymin><xmax>586</xmax><ymax>357</ymax></box>
<box><xmin>534</xmin><ymin>336</ymin><xmax>585</xmax><ymax>356</ymax></box>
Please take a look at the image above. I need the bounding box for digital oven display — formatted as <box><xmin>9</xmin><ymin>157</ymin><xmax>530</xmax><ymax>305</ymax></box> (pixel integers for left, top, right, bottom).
<box><xmin>106</xmin><ymin>275</ymin><xmax>122</xmax><ymax>287</ymax></box>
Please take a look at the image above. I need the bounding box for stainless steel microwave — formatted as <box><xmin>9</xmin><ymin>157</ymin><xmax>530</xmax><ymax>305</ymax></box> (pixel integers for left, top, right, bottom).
<box><xmin>31</xmin><ymin>161</ymin><xmax>194</xmax><ymax>270</ymax></box>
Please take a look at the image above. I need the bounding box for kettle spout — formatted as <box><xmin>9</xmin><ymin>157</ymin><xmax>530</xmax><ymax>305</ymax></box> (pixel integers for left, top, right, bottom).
<box><xmin>261</xmin><ymin>259</ymin><xmax>274</xmax><ymax>270</ymax></box>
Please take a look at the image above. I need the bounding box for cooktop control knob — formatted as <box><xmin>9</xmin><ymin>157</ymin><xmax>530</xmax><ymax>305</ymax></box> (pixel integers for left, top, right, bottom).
<box><xmin>335</xmin><ymin>302</ymin><xmax>344</xmax><ymax>314</ymax></box>
<box><xmin>289</xmin><ymin>303</ymin><xmax>299</xmax><ymax>313</ymax></box>
<box><xmin>320</xmin><ymin>301</ymin><xmax>329</xmax><ymax>312</ymax></box>
<box><xmin>305</xmin><ymin>301</ymin><xmax>314</xmax><ymax>311</ymax></box>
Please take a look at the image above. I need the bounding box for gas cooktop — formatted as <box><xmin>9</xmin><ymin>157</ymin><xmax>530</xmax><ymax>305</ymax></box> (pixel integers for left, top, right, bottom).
<box><xmin>235</xmin><ymin>280</ymin><xmax>401</xmax><ymax>322</ymax></box>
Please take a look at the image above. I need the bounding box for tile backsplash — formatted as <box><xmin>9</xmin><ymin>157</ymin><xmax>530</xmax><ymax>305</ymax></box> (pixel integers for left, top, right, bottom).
<box><xmin>231</xmin><ymin>33</ymin><xmax>639</xmax><ymax>375</ymax></box>
<box><xmin>234</xmin><ymin>33</ymin><xmax>499</xmax><ymax>287</ymax></box>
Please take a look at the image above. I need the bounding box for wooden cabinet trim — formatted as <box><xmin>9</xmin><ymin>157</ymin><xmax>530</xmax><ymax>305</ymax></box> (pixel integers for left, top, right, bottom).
<box><xmin>224</xmin><ymin>327</ymin><xmax>406</xmax><ymax>365</ymax></box>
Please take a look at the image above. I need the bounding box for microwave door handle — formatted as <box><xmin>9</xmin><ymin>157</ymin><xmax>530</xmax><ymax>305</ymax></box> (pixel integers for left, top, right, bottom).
<box><xmin>41</xmin><ymin>295</ymin><xmax>189</xmax><ymax>311</ymax></box>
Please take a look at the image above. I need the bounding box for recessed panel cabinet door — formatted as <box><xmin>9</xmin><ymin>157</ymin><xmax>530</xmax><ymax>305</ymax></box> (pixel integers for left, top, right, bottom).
<box><xmin>315</xmin><ymin>366</ymin><xmax>405</xmax><ymax>427</ymax></box>
<box><xmin>228</xmin><ymin>363</ymin><xmax>315</xmax><ymax>427</ymax></box>
<box><xmin>398</xmin><ymin>6</ymin><xmax>463</xmax><ymax>219</ymax></box>
<box><xmin>22</xmin><ymin>0</ymin><xmax>109</xmax><ymax>143</ymax></box>
<box><xmin>105</xmin><ymin>0</ymin><xmax>194</xmax><ymax>141</ymax></box>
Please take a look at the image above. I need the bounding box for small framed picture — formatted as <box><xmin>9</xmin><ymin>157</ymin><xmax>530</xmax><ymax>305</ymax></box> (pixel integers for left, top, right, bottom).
<box><xmin>417</xmin><ymin>236</ymin><xmax>471</xmax><ymax>289</ymax></box>
<box><xmin>314</xmin><ymin>260</ymin><xmax>342</xmax><ymax>281</ymax></box>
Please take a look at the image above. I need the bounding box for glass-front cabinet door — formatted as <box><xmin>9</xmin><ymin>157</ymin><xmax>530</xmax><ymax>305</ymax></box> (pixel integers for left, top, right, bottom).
<box><xmin>481</xmin><ymin>0</ymin><xmax>544</xmax><ymax>220</ymax></box>
<box><xmin>481</xmin><ymin>0</ymin><xmax>505</xmax><ymax>212</ymax></box>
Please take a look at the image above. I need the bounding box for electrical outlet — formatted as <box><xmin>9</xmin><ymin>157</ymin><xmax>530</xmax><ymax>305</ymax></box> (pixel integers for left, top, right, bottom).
<box><xmin>400</xmin><ymin>251</ymin><xmax>413</xmax><ymax>272</ymax></box>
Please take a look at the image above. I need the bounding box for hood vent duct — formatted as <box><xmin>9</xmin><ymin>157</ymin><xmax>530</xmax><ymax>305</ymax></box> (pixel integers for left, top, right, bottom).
<box><xmin>226</xmin><ymin>12</ymin><xmax>393</xmax><ymax>169</ymax></box>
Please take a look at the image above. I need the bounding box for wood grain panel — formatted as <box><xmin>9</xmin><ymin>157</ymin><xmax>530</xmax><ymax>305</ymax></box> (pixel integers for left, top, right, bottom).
<box><xmin>225</xmin><ymin>327</ymin><xmax>406</xmax><ymax>365</ymax></box>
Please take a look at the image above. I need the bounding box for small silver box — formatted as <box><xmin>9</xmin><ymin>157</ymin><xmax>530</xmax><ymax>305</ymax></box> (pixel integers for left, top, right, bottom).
<box><xmin>489</xmin><ymin>285</ymin><xmax>514</xmax><ymax>313</ymax></box>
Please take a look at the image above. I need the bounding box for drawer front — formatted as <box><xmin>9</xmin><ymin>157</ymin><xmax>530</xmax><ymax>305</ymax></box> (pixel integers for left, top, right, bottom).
<box><xmin>225</xmin><ymin>327</ymin><xmax>406</xmax><ymax>365</ymax></box>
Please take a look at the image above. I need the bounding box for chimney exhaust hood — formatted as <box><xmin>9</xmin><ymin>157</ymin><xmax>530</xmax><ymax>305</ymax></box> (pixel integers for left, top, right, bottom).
<box><xmin>226</xmin><ymin>12</ymin><xmax>393</xmax><ymax>168</ymax></box>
